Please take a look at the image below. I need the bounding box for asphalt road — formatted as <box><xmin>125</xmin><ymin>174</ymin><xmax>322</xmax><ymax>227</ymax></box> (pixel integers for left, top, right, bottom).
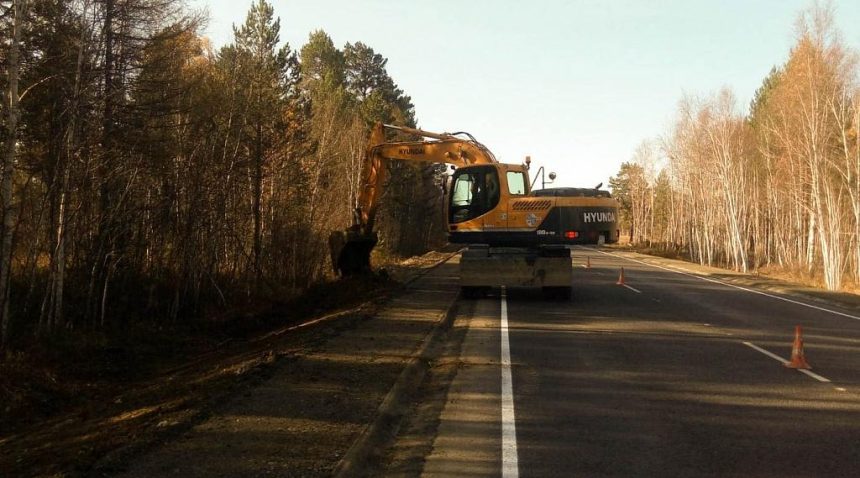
<box><xmin>393</xmin><ymin>247</ymin><xmax>860</xmax><ymax>477</ymax></box>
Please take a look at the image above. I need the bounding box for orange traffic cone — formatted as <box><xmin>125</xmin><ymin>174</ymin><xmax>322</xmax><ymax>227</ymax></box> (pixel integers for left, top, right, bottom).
<box><xmin>784</xmin><ymin>325</ymin><xmax>811</xmax><ymax>369</ymax></box>
<box><xmin>616</xmin><ymin>267</ymin><xmax>626</xmax><ymax>285</ymax></box>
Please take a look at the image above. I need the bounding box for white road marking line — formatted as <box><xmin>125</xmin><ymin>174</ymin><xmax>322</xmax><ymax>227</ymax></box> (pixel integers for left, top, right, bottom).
<box><xmin>742</xmin><ymin>341</ymin><xmax>788</xmax><ymax>363</ymax></box>
<box><xmin>622</xmin><ymin>284</ymin><xmax>642</xmax><ymax>294</ymax></box>
<box><xmin>588</xmin><ymin>247</ymin><xmax>846</xmax><ymax>386</ymax></box>
<box><xmin>798</xmin><ymin>369</ymin><xmax>832</xmax><ymax>383</ymax></box>
<box><xmin>742</xmin><ymin>341</ymin><xmax>832</xmax><ymax>383</ymax></box>
<box><xmin>500</xmin><ymin>286</ymin><xmax>519</xmax><ymax>477</ymax></box>
<box><xmin>586</xmin><ymin>248</ymin><xmax>860</xmax><ymax>322</ymax></box>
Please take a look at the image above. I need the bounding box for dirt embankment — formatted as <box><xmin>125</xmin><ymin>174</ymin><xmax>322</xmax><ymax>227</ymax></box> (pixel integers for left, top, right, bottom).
<box><xmin>1</xmin><ymin>250</ymin><xmax>456</xmax><ymax>478</ymax></box>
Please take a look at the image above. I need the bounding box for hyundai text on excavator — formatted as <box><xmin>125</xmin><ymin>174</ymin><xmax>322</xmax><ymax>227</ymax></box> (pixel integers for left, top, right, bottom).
<box><xmin>328</xmin><ymin>122</ymin><xmax>619</xmax><ymax>298</ymax></box>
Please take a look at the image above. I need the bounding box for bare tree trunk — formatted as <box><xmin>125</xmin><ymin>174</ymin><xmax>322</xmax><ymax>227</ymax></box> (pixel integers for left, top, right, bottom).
<box><xmin>252</xmin><ymin>122</ymin><xmax>263</xmax><ymax>287</ymax></box>
<box><xmin>40</xmin><ymin>1</ymin><xmax>93</xmax><ymax>335</ymax></box>
<box><xmin>0</xmin><ymin>0</ymin><xmax>28</xmax><ymax>348</ymax></box>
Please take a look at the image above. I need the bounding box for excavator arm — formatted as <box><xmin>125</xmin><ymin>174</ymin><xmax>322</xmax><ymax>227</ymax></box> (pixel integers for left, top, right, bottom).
<box><xmin>329</xmin><ymin>122</ymin><xmax>496</xmax><ymax>275</ymax></box>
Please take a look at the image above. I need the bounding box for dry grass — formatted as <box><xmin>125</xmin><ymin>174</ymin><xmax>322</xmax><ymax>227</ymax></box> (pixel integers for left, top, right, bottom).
<box><xmin>624</xmin><ymin>242</ymin><xmax>860</xmax><ymax>296</ymax></box>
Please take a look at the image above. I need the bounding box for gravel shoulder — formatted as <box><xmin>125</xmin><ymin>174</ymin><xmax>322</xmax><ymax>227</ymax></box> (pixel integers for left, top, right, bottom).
<box><xmin>108</xmin><ymin>253</ymin><xmax>461</xmax><ymax>478</ymax></box>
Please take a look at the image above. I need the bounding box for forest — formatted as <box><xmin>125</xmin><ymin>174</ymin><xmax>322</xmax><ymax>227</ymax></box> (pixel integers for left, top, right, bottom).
<box><xmin>0</xmin><ymin>0</ymin><xmax>446</xmax><ymax>350</ymax></box>
<box><xmin>610</xmin><ymin>5</ymin><xmax>860</xmax><ymax>292</ymax></box>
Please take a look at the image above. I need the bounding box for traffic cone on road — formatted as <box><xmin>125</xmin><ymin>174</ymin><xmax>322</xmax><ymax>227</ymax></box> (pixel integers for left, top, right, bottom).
<box><xmin>616</xmin><ymin>267</ymin><xmax>626</xmax><ymax>285</ymax></box>
<box><xmin>784</xmin><ymin>325</ymin><xmax>811</xmax><ymax>370</ymax></box>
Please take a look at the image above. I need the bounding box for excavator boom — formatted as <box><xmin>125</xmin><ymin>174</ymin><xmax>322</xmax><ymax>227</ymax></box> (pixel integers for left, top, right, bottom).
<box><xmin>330</xmin><ymin>122</ymin><xmax>496</xmax><ymax>275</ymax></box>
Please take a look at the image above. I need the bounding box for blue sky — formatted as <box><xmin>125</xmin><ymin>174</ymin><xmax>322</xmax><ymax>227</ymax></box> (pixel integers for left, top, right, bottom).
<box><xmin>189</xmin><ymin>0</ymin><xmax>860</xmax><ymax>187</ymax></box>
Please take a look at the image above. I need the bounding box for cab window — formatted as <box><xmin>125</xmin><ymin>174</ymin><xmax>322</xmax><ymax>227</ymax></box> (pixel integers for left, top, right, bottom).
<box><xmin>449</xmin><ymin>166</ymin><xmax>500</xmax><ymax>223</ymax></box>
<box><xmin>506</xmin><ymin>171</ymin><xmax>526</xmax><ymax>195</ymax></box>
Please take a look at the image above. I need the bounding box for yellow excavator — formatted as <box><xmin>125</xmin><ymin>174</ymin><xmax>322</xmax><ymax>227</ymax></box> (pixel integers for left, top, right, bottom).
<box><xmin>329</xmin><ymin>122</ymin><xmax>619</xmax><ymax>297</ymax></box>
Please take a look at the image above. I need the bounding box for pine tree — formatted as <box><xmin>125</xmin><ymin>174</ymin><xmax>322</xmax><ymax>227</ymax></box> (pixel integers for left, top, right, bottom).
<box><xmin>222</xmin><ymin>0</ymin><xmax>296</xmax><ymax>287</ymax></box>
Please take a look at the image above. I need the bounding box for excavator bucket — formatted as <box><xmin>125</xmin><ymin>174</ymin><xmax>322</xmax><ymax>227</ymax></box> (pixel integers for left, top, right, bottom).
<box><xmin>329</xmin><ymin>229</ymin><xmax>378</xmax><ymax>276</ymax></box>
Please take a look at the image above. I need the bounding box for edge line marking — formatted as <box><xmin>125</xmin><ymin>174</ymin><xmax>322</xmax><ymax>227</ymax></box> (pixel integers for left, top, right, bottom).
<box><xmin>500</xmin><ymin>286</ymin><xmax>519</xmax><ymax>477</ymax></box>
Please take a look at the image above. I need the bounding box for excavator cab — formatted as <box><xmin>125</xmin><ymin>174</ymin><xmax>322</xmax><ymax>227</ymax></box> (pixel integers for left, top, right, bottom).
<box><xmin>448</xmin><ymin>165</ymin><xmax>501</xmax><ymax>224</ymax></box>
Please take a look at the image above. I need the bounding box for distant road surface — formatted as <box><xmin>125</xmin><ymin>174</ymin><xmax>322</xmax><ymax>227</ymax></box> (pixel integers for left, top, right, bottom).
<box><xmin>391</xmin><ymin>246</ymin><xmax>860</xmax><ymax>477</ymax></box>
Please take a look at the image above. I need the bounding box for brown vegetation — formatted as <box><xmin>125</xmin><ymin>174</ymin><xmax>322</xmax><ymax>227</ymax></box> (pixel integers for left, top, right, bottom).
<box><xmin>0</xmin><ymin>0</ymin><xmax>446</xmax><ymax>352</ymax></box>
<box><xmin>611</xmin><ymin>4</ymin><xmax>860</xmax><ymax>292</ymax></box>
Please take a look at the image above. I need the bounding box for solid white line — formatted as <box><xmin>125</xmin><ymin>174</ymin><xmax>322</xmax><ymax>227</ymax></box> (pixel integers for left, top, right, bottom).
<box><xmin>500</xmin><ymin>286</ymin><xmax>519</xmax><ymax>478</ymax></box>
<box><xmin>587</xmin><ymin>248</ymin><xmax>860</xmax><ymax>322</ymax></box>
<box><xmin>742</xmin><ymin>341</ymin><xmax>832</xmax><ymax>383</ymax></box>
<box><xmin>622</xmin><ymin>284</ymin><xmax>642</xmax><ymax>294</ymax></box>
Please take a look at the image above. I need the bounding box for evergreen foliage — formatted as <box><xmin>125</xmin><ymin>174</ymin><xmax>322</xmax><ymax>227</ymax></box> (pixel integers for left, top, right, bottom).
<box><xmin>0</xmin><ymin>0</ymin><xmax>444</xmax><ymax>348</ymax></box>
